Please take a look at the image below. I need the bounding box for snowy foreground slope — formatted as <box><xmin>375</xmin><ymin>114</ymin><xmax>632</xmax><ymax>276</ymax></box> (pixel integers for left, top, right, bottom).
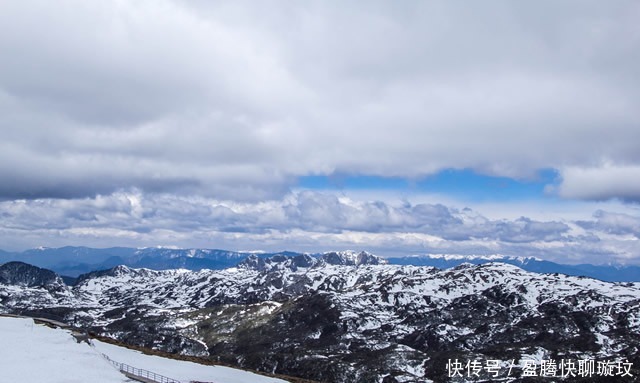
<box><xmin>0</xmin><ymin>316</ymin><xmax>286</xmax><ymax>383</ymax></box>
<box><xmin>92</xmin><ymin>339</ymin><xmax>287</xmax><ymax>383</ymax></box>
<box><xmin>0</xmin><ymin>317</ymin><xmax>127</xmax><ymax>383</ymax></box>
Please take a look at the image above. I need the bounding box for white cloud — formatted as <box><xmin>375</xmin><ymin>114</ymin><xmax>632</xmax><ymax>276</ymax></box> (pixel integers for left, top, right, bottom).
<box><xmin>556</xmin><ymin>164</ymin><xmax>640</xmax><ymax>202</ymax></box>
<box><xmin>577</xmin><ymin>209</ymin><xmax>640</xmax><ymax>238</ymax></box>
<box><xmin>0</xmin><ymin>1</ymin><xmax>638</xmax><ymax>201</ymax></box>
<box><xmin>0</xmin><ymin>190</ymin><xmax>638</xmax><ymax>264</ymax></box>
<box><xmin>1</xmin><ymin>1</ymin><xmax>639</xmax><ymax>260</ymax></box>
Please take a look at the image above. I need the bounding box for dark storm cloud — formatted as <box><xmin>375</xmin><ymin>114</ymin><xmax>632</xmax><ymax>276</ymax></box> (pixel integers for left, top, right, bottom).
<box><xmin>0</xmin><ymin>1</ymin><xmax>639</xmax><ymax>201</ymax></box>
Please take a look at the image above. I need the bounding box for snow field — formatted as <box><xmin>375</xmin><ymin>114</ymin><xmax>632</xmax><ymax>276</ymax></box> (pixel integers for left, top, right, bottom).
<box><xmin>0</xmin><ymin>317</ymin><xmax>127</xmax><ymax>383</ymax></box>
<box><xmin>0</xmin><ymin>316</ymin><xmax>287</xmax><ymax>383</ymax></box>
<box><xmin>93</xmin><ymin>339</ymin><xmax>288</xmax><ymax>383</ymax></box>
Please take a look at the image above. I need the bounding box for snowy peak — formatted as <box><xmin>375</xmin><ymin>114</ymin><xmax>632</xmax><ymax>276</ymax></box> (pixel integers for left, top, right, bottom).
<box><xmin>74</xmin><ymin>264</ymin><xmax>164</xmax><ymax>285</ymax></box>
<box><xmin>110</xmin><ymin>264</ymin><xmax>133</xmax><ymax>275</ymax></box>
<box><xmin>238</xmin><ymin>253</ymin><xmax>317</xmax><ymax>271</ymax></box>
<box><xmin>321</xmin><ymin>250</ymin><xmax>388</xmax><ymax>266</ymax></box>
<box><xmin>238</xmin><ymin>251</ymin><xmax>387</xmax><ymax>271</ymax></box>
<box><xmin>387</xmin><ymin>253</ymin><xmax>640</xmax><ymax>282</ymax></box>
<box><xmin>397</xmin><ymin>253</ymin><xmax>537</xmax><ymax>263</ymax></box>
<box><xmin>77</xmin><ymin>264</ymin><xmax>134</xmax><ymax>281</ymax></box>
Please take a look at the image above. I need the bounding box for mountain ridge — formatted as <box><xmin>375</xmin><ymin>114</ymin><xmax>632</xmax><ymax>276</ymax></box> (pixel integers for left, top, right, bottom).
<box><xmin>1</xmin><ymin>246</ymin><xmax>639</xmax><ymax>282</ymax></box>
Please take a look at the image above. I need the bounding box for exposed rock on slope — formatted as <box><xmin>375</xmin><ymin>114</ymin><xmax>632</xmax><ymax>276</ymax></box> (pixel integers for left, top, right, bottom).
<box><xmin>0</xmin><ymin>261</ymin><xmax>64</xmax><ymax>287</ymax></box>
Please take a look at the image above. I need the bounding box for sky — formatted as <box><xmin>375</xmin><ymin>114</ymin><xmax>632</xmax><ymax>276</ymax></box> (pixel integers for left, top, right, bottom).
<box><xmin>1</xmin><ymin>1</ymin><xmax>639</xmax><ymax>264</ymax></box>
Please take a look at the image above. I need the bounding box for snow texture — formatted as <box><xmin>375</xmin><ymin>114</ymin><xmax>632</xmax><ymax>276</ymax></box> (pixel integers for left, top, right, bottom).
<box><xmin>93</xmin><ymin>339</ymin><xmax>288</xmax><ymax>383</ymax></box>
<box><xmin>0</xmin><ymin>317</ymin><xmax>128</xmax><ymax>383</ymax></box>
<box><xmin>0</xmin><ymin>316</ymin><xmax>287</xmax><ymax>383</ymax></box>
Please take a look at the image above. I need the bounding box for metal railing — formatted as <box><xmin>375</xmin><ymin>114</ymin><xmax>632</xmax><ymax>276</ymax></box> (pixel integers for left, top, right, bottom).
<box><xmin>102</xmin><ymin>354</ymin><xmax>182</xmax><ymax>383</ymax></box>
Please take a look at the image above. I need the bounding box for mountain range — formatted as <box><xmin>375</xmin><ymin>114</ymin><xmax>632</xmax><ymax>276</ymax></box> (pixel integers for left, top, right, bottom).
<box><xmin>0</xmin><ymin>246</ymin><xmax>639</xmax><ymax>282</ymax></box>
<box><xmin>1</xmin><ymin>253</ymin><xmax>639</xmax><ymax>382</ymax></box>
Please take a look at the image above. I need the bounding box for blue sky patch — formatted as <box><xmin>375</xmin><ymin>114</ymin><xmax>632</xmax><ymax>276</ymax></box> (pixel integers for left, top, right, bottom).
<box><xmin>297</xmin><ymin>168</ymin><xmax>560</xmax><ymax>202</ymax></box>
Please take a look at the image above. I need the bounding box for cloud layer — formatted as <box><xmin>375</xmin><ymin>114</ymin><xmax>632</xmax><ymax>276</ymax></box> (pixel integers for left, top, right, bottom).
<box><xmin>1</xmin><ymin>190</ymin><xmax>638</xmax><ymax>264</ymax></box>
<box><xmin>1</xmin><ymin>2</ymin><xmax>639</xmax><ymax>261</ymax></box>
<box><xmin>1</xmin><ymin>1</ymin><xmax>639</xmax><ymax>201</ymax></box>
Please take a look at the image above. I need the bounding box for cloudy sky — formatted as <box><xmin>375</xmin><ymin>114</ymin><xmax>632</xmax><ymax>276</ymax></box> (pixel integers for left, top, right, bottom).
<box><xmin>1</xmin><ymin>1</ymin><xmax>639</xmax><ymax>264</ymax></box>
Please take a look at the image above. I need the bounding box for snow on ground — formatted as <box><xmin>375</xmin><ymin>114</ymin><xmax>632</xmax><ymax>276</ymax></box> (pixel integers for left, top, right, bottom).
<box><xmin>0</xmin><ymin>316</ymin><xmax>287</xmax><ymax>383</ymax></box>
<box><xmin>0</xmin><ymin>316</ymin><xmax>128</xmax><ymax>383</ymax></box>
<box><xmin>93</xmin><ymin>339</ymin><xmax>288</xmax><ymax>383</ymax></box>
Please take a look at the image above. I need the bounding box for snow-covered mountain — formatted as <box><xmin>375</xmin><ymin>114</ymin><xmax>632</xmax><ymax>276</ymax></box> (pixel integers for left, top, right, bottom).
<box><xmin>0</xmin><ymin>261</ymin><xmax>65</xmax><ymax>287</ymax></box>
<box><xmin>387</xmin><ymin>253</ymin><xmax>640</xmax><ymax>282</ymax></box>
<box><xmin>1</xmin><ymin>246</ymin><xmax>639</xmax><ymax>281</ymax></box>
<box><xmin>1</xmin><ymin>255</ymin><xmax>639</xmax><ymax>382</ymax></box>
<box><xmin>0</xmin><ymin>246</ymin><xmax>253</xmax><ymax>276</ymax></box>
<box><xmin>0</xmin><ymin>246</ymin><xmax>299</xmax><ymax>277</ymax></box>
<box><xmin>237</xmin><ymin>250</ymin><xmax>386</xmax><ymax>272</ymax></box>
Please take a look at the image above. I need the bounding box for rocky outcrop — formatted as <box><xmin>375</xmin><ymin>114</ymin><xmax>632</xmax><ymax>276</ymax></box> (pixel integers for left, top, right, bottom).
<box><xmin>0</xmin><ymin>261</ymin><xmax>64</xmax><ymax>287</ymax></box>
